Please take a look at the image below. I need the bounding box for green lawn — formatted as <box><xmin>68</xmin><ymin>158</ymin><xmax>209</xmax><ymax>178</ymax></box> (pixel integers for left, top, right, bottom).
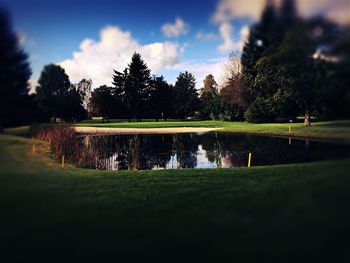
<box><xmin>77</xmin><ymin>119</ymin><xmax>350</xmax><ymax>141</ymax></box>
<box><xmin>1</xmin><ymin>134</ymin><xmax>349</xmax><ymax>261</ymax></box>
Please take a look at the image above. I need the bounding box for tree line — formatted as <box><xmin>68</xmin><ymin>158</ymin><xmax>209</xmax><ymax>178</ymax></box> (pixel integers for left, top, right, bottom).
<box><xmin>90</xmin><ymin>53</ymin><xmax>201</xmax><ymax>121</ymax></box>
<box><xmin>1</xmin><ymin>0</ymin><xmax>349</xmax><ymax>130</ymax></box>
<box><xmin>33</xmin><ymin>53</ymin><xmax>201</xmax><ymax>122</ymax></box>
<box><xmin>199</xmin><ymin>0</ymin><xmax>350</xmax><ymax>125</ymax></box>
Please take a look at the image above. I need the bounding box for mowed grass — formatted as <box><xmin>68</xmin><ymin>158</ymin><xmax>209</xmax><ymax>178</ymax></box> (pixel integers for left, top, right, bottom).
<box><xmin>1</xmin><ymin>134</ymin><xmax>350</xmax><ymax>261</ymax></box>
<box><xmin>77</xmin><ymin>119</ymin><xmax>350</xmax><ymax>141</ymax></box>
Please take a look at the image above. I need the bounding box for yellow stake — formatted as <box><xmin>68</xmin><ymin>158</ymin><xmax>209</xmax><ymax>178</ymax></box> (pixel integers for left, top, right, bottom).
<box><xmin>32</xmin><ymin>144</ymin><xmax>36</xmax><ymax>153</ymax></box>
<box><xmin>248</xmin><ymin>152</ymin><xmax>252</xmax><ymax>168</ymax></box>
<box><xmin>61</xmin><ymin>155</ymin><xmax>65</xmax><ymax>169</ymax></box>
<box><xmin>289</xmin><ymin>125</ymin><xmax>292</xmax><ymax>133</ymax></box>
<box><xmin>289</xmin><ymin>137</ymin><xmax>292</xmax><ymax>145</ymax></box>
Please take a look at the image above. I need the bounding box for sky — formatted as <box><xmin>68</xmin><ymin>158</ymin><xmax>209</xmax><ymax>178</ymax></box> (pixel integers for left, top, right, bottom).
<box><xmin>1</xmin><ymin>0</ymin><xmax>349</xmax><ymax>90</ymax></box>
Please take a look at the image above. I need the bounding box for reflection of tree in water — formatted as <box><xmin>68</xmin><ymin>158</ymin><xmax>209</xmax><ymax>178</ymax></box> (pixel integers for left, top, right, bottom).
<box><xmin>79</xmin><ymin>135</ymin><xmax>119</xmax><ymax>169</ymax></box>
<box><xmin>76</xmin><ymin>132</ymin><xmax>350</xmax><ymax>170</ymax></box>
<box><xmin>142</xmin><ymin>135</ymin><xmax>173</xmax><ymax>169</ymax></box>
<box><xmin>201</xmin><ymin>133</ymin><xmax>326</xmax><ymax>167</ymax></box>
<box><xmin>128</xmin><ymin>135</ymin><xmax>140</xmax><ymax>170</ymax></box>
<box><xmin>200</xmin><ymin>132</ymin><xmax>224</xmax><ymax>168</ymax></box>
<box><xmin>173</xmin><ymin>134</ymin><xmax>198</xmax><ymax>168</ymax></box>
<box><xmin>201</xmin><ymin>133</ymin><xmax>254</xmax><ymax>167</ymax></box>
<box><xmin>114</xmin><ymin>134</ymin><xmax>173</xmax><ymax>170</ymax></box>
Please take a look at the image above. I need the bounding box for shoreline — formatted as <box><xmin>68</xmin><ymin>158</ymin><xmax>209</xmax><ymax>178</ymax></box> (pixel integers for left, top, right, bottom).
<box><xmin>75</xmin><ymin>126</ymin><xmax>223</xmax><ymax>135</ymax></box>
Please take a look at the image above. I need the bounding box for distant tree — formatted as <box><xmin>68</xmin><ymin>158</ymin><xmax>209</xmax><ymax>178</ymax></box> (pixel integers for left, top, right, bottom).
<box><xmin>112</xmin><ymin>68</ymin><xmax>128</xmax><ymax>119</ymax></box>
<box><xmin>0</xmin><ymin>8</ymin><xmax>31</xmax><ymax>130</ymax></box>
<box><xmin>200</xmin><ymin>74</ymin><xmax>220</xmax><ymax>119</ymax></box>
<box><xmin>241</xmin><ymin>0</ymin><xmax>280</xmax><ymax>103</ymax></box>
<box><xmin>149</xmin><ymin>75</ymin><xmax>174</xmax><ymax>121</ymax></box>
<box><xmin>35</xmin><ymin>64</ymin><xmax>85</xmax><ymax>122</ymax></box>
<box><xmin>89</xmin><ymin>86</ymin><xmax>115</xmax><ymax>121</ymax></box>
<box><xmin>62</xmin><ymin>84</ymin><xmax>87</xmax><ymax>121</ymax></box>
<box><xmin>35</xmin><ymin>64</ymin><xmax>70</xmax><ymax>121</ymax></box>
<box><xmin>276</xmin><ymin>18</ymin><xmax>345</xmax><ymax>125</ymax></box>
<box><xmin>113</xmin><ymin>53</ymin><xmax>151</xmax><ymax>121</ymax></box>
<box><xmin>75</xmin><ymin>79</ymin><xmax>92</xmax><ymax>117</ymax></box>
<box><xmin>322</xmin><ymin>31</ymin><xmax>350</xmax><ymax>118</ymax></box>
<box><xmin>173</xmin><ymin>71</ymin><xmax>200</xmax><ymax>119</ymax></box>
<box><xmin>218</xmin><ymin>54</ymin><xmax>247</xmax><ymax>121</ymax></box>
<box><xmin>279</xmin><ymin>0</ymin><xmax>297</xmax><ymax>27</ymax></box>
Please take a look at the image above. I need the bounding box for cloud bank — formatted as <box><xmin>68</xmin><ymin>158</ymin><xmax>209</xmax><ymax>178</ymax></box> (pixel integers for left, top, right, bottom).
<box><xmin>161</xmin><ymin>17</ymin><xmax>190</xmax><ymax>37</ymax></box>
<box><xmin>213</xmin><ymin>0</ymin><xmax>349</xmax><ymax>54</ymax></box>
<box><xmin>213</xmin><ymin>0</ymin><xmax>350</xmax><ymax>25</ymax></box>
<box><xmin>217</xmin><ymin>23</ymin><xmax>250</xmax><ymax>53</ymax></box>
<box><xmin>167</xmin><ymin>58</ymin><xmax>228</xmax><ymax>88</ymax></box>
<box><xmin>59</xmin><ymin>26</ymin><xmax>180</xmax><ymax>87</ymax></box>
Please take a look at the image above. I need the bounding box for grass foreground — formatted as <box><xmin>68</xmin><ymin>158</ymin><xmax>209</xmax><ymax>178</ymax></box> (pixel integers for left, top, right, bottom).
<box><xmin>77</xmin><ymin>119</ymin><xmax>350</xmax><ymax>142</ymax></box>
<box><xmin>1</xmin><ymin>134</ymin><xmax>350</xmax><ymax>261</ymax></box>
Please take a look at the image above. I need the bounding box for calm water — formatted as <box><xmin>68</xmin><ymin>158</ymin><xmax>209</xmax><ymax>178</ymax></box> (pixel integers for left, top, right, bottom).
<box><xmin>77</xmin><ymin>132</ymin><xmax>350</xmax><ymax>170</ymax></box>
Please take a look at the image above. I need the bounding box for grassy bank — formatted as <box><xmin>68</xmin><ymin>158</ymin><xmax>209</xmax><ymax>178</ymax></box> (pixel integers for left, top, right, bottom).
<box><xmin>1</xmin><ymin>134</ymin><xmax>349</xmax><ymax>261</ymax></box>
<box><xmin>6</xmin><ymin>120</ymin><xmax>350</xmax><ymax>141</ymax></box>
<box><xmin>77</xmin><ymin>119</ymin><xmax>350</xmax><ymax>141</ymax></box>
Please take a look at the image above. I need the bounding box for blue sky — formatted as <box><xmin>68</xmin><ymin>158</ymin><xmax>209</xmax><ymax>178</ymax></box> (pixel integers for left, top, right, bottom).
<box><xmin>2</xmin><ymin>0</ymin><xmax>347</xmax><ymax>89</ymax></box>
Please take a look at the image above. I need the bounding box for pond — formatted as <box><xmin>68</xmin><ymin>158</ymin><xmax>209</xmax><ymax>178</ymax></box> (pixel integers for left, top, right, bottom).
<box><xmin>75</xmin><ymin>132</ymin><xmax>350</xmax><ymax>170</ymax></box>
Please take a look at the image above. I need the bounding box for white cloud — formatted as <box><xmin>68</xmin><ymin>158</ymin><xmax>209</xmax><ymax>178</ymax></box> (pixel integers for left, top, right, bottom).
<box><xmin>217</xmin><ymin>23</ymin><xmax>249</xmax><ymax>53</ymax></box>
<box><xmin>196</xmin><ymin>31</ymin><xmax>218</xmax><ymax>41</ymax></box>
<box><xmin>167</xmin><ymin>58</ymin><xmax>228</xmax><ymax>88</ymax></box>
<box><xmin>59</xmin><ymin>26</ymin><xmax>180</xmax><ymax>87</ymax></box>
<box><xmin>298</xmin><ymin>0</ymin><xmax>350</xmax><ymax>25</ymax></box>
<box><xmin>239</xmin><ymin>25</ymin><xmax>250</xmax><ymax>47</ymax></box>
<box><xmin>212</xmin><ymin>0</ymin><xmax>350</xmax><ymax>25</ymax></box>
<box><xmin>213</xmin><ymin>0</ymin><xmax>265</xmax><ymax>23</ymax></box>
<box><xmin>161</xmin><ymin>17</ymin><xmax>190</xmax><ymax>37</ymax></box>
<box><xmin>218</xmin><ymin>23</ymin><xmax>236</xmax><ymax>52</ymax></box>
<box><xmin>213</xmin><ymin>0</ymin><xmax>349</xmax><ymax>53</ymax></box>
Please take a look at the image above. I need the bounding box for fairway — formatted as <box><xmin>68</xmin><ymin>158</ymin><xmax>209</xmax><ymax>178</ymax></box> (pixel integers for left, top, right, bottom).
<box><xmin>1</xmin><ymin>134</ymin><xmax>350</xmax><ymax>261</ymax></box>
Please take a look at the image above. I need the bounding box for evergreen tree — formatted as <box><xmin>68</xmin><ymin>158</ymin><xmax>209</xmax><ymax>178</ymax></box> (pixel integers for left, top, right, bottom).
<box><xmin>279</xmin><ymin>0</ymin><xmax>298</xmax><ymax>27</ymax></box>
<box><xmin>241</xmin><ymin>0</ymin><xmax>302</xmax><ymax>123</ymax></box>
<box><xmin>173</xmin><ymin>71</ymin><xmax>200</xmax><ymax>119</ymax></box>
<box><xmin>112</xmin><ymin>68</ymin><xmax>128</xmax><ymax>118</ymax></box>
<box><xmin>0</xmin><ymin>8</ymin><xmax>31</xmax><ymax>130</ymax></box>
<box><xmin>127</xmin><ymin>52</ymin><xmax>151</xmax><ymax>121</ymax></box>
<box><xmin>112</xmin><ymin>53</ymin><xmax>151</xmax><ymax>121</ymax></box>
<box><xmin>149</xmin><ymin>75</ymin><xmax>173</xmax><ymax>121</ymax></box>
<box><xmin>200</xmin><ymin>74</ymin><xmax>220</xmax><ymax>119</ymax></box>
<box><xmin>241</xmin><ymin>0</ymin><xmax>279</xmax><ymax>104</ymax></box>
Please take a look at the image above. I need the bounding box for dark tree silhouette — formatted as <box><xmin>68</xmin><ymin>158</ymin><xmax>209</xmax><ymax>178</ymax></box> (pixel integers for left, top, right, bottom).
<box><xmin>280</xmin><ymin>0</ymin><xmax>298</xmax><ymax>27</ymax></box>
<box><xmin>112</xmin><ymin>68</ymin><xmax>128</xmax><ymax>119</ymax></box>
<box><xmin>89</xmin><ymin>85</ymin><xmax>115</xmax><ymax>121</ymax></box>
<box><xmin>35</xmin><ymin>64</ymin><xmax>85</xmax><ymax>122</ymax></box>
<box><xmin>173</xmin><ymin>71</ymin><xmax>200</xmax><ymax>119</ymax></box>
<box><xmin>113</xmin><ymin>52</ymin><xmax>151</xmax><ymax>121</ymax></box>
<box><xmin>200</xmin><ymin>74</ymin><xmax>220</xmax><ymax>119</ymax></box>
<box><xmin>149</xmin><ymin>75</ymin><xmax>174</xmax><ymax>121</ymax></box>
<box><xmin>75</xmin><ymin>78</ymin><xmax>92</xmax><ymax>116</ymax></box>
<box><xmin>241</xmin><ymin>0</ymin><xmax>279</xmax><ymax>105</ymax></box>
<box><xmin>0</xmin><ymin>8</ymin><xmax>31</xmax><ymax>130</ymax></box>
